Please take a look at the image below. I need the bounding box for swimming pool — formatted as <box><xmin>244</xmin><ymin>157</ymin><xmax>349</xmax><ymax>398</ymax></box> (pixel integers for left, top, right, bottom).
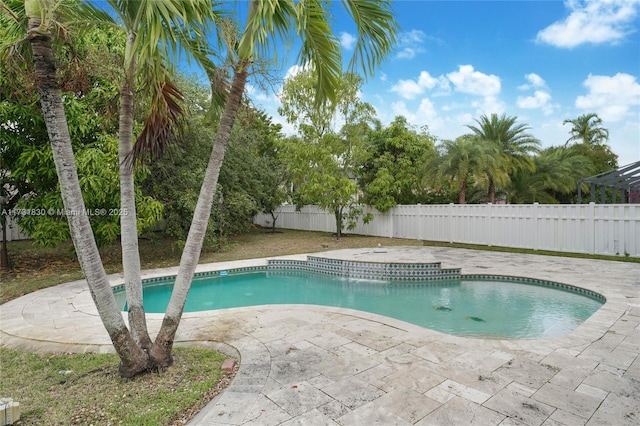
<box><xmin>114</xmin><ymin>269</ymin><xmax>604</xmax><ymax>339</ymax></box>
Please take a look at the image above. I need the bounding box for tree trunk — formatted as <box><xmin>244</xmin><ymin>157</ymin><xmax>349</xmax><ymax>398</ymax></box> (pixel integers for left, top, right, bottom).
<box><xmin>488</xmin><ymin>177</ymin><xmax>496</xmax><ymax>203</ymax></box>
<box><xmin>26</xmin><ymin>14</ymin><xmax>148</xmax><ymax>378</ymax></box>
<box><xmin>150</xmin><ymin>63</ymin><xmax>250</xmax><ymax>366</ymax></box>
<box><xmin>459</xmin><ymin>177</ymin><xmax>467</xmax><ymax>204</ymax></box>
<box><xmin>1</xmin><ymin>213</ymin><xmax>8</xmax><ymax>270</ymax></box>
<box><xmin>118</xmin><ymin>32</ymin><xmax>151</xmax><ymax>350</ymax></box>
<box><xmin>335</xmin><ymin>207</ymin><xmax>342</xmax><ymax>240</ymax></box>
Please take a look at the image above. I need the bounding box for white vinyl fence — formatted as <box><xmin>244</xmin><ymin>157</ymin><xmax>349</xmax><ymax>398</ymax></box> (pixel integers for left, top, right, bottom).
<box><xmin>255</xmin><ymin>203</ymin><xmax>640</xmax><ymax>257</ymax></box>
<box><xmin>3</xmin><ymin>216</ymin><xmax>31</xmax><ymax>242</ymax></box>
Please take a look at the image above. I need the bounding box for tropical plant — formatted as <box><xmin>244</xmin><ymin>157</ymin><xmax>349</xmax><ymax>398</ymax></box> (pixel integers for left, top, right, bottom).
<box><xmin>466</xmin><ymin>113</ymin><xmax>540</xmax><ymax>203</ymax></box>
<box><xmin>428</xmin><ymin>135</ymin><xmax>499</xmax><ymax>204</ymax></box>
<box><xmin>563</xmin><ymin>113</ymin><xmax>609</xmax><ymax>147</ymax></box>
<box><xmin>507</xmin><ymin>146</ymin><xmax>593</xmax><ymax>203</ymax></box>
<box><xmin>1</xmin><ymin>0</ymin><xmax>398</xmax><ymax>377</ymax></box>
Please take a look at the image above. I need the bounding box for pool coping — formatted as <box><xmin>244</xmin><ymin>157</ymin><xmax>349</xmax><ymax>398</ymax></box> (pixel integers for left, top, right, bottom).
<box><xmin>1</xmin><ymin>246</ymin><xmax>639</xmax><ymax>425</ymax></box>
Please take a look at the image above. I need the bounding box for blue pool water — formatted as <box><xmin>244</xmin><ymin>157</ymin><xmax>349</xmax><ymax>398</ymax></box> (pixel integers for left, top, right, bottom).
<box><xmin>115</xmin><ymin>270</ymin><xmax>603</xmax><ymax>339</ymax></box>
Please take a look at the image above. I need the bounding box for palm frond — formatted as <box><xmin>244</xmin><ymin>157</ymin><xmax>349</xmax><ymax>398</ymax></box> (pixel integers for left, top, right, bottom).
<box><xmin>125</xmin><ymin>75</ymin><xmax>185</xmax><ymax>168</ymax></box>
<box><xmin>294</xmin><ymin>0</ymin><xmax>341</xmax><ymax>104</ymax></box>
<box><xmin>340</xmin><ymin>0</ymin><xmax>398</xmax><ymax>77</ymax></box>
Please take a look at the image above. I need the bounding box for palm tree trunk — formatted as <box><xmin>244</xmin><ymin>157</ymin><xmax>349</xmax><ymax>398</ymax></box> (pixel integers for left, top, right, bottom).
<box><xmin>27</xmin><ymin>14</ymin><xmax>148</xmax><ymax>378</ymax></box>
<box><xmin>150</xmin><ymin>63</ymin><xmax>250</xmax><ymax>366</ymax></box>
<box><xmin>459</xmin><ymin>177</ymin><xmax>467</xmax><ymax>204</ymax></box>
<box><xmin>488</xmin><ymin>177</ymin><xmax>496</xmax><ymax>203</ymax></box>
<box><xmin>118</xmin><ymin>32</ymin><xmax>152</xmax><ymax>350</ymax></box>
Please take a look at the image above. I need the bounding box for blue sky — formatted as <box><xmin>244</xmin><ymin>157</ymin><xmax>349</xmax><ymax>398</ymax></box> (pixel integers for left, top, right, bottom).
<box><xmin>247</xmin><ymin>0</ymin><xmax>640</xmax><ymax>167</ymax></box>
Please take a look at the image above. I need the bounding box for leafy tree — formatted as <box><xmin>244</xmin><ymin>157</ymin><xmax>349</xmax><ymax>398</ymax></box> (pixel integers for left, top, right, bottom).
<box><xmin>359</xmin><ymin>116</ymin><xmax>437</xmax><ymax>211</ymax></box>
<box><xmin>1</xmin><ymin>0</ymin><xmax>398</xmax><ymax>377</ymax></box>
<box><xmin>0</xmin><ymin>14</ymin><xmax>161</xmax><ymax>249</ymax></box>
<box><xmin>563</xmin><ymin>113</ymin><xmax>610</xmax><ymax>147</ymax></box>
<box><xmin>428</xmin><ymin>135</ymin><xmax>499</xmax><ymax>204</ymax></box>
<box><xmin>143</xmin><ymin>77</ymin><xmax>287</xmax><ymax>244</ymax></box>
<box><xmin>279</xmin><ymin>71</ymin><xmax>376</xmax><ymax>239</ymax></box>
<box><xmin>228</xmin><ymin>109</ymin><xmax>287</xmax><ymax>234</ymax></box>
<box><xmin>466</xmin><ymin>113</ymin><xmax>540</xmax><ymax>203</ymax></box>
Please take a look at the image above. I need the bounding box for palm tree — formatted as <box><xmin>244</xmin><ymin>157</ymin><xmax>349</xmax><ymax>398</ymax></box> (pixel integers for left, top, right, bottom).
<box><xmin>12</xmin><ymin>0</ymin><xmax>149</xmax><ymax>377</ymax></box>
<box><xmin>100</xmin><ymin>0</ymin><xmax>219</xmax><ymax>358</ymax></box>
<box><xmin>563</xmin><ymin>113</ymin><xmax>609</xmax><ymax>147</ymax></box>
<box><xmin>153</xmin><ymin>0</ymin><xmax>399</xmax><ymax>364</ymax></box>
<box><xmin>4</xmin><ymin>0</ymin><xmax>398</xmax><ymax>376</ymax></box>
<box><xmin>466</xmin><ymin>113</ymin><xmax>540</xmax><ymax>203</ymax></box>
<box><xmin>508</xmin><ymin>147</ymin><xmax>593</xmax><ymax>203</ymax></box>
<box><xmin>430</xmin><ymin>135</ymin><xmax>499</xmax><ymax>204</ymax></box>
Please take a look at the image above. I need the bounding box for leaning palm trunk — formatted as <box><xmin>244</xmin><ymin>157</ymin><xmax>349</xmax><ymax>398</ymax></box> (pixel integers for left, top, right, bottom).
<box><xmin>118</xmin><ymin>32</ymin><xmax>152</xmax><ymax>350</ymax></box>
<box><xmin>150</xmin><ymin>64</ymin><xmax>249</xmax><ymax>365</ymax></box>
<box><xmin>27</xmin><ymin>14</ymin><xmax>148</xmax><ymax>378</ymax></box>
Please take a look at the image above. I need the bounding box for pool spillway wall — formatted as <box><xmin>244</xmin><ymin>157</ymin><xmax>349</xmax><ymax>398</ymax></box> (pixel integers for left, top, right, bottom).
<box><xmin>268</xmin><ymin>256</ymin><xmax>461</xmax><ymax>281</ymax></box>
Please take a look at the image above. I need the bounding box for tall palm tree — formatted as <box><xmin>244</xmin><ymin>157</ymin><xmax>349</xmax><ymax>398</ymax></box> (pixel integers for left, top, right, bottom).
<box><xmin>466</xmin><ymin>113</ymin><xmax>540</xmax><ymax>203</ymax></box>
<box><xmin>430</xmin><ymin>135</ymin><xmax>499</xmax><ymax>204</ymax></box>
<box><xmin>12</xmin><ymin>0</ymin><xmax>149</xmax><ymax>377</ymax></box>
<box><xmin>99</xmin><ymin>0</ymin><xmax>219</xmax><ymax>356</ymax></box>
<box><xmin>563</xmin><ymin>113</ymin><xmax>609</xmax><ymax>147</ymax></box>
<box><xmin>153</xmin><ymin>0</ymin><xmax>399</xmax><ymax>364</ymax></box>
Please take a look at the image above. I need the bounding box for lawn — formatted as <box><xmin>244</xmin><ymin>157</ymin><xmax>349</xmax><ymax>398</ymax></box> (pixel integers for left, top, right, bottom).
<box><xmin>0</xmin><ymin>228</ymin><xmax>421</xmax><ymax>425</ymax></box>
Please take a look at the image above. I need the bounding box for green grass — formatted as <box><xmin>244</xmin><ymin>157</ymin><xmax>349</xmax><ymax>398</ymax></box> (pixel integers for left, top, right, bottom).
<box><xmin>0</xmin><ymin>347</ymin><xmax>229</xmax><ymax>425</ymax></box>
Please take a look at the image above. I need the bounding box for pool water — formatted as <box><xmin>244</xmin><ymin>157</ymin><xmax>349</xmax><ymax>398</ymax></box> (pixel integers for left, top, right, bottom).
<box><xmin>115</xmin><ymin>270</ymin><xmax>603</xmax><ymax>339</ymax></box>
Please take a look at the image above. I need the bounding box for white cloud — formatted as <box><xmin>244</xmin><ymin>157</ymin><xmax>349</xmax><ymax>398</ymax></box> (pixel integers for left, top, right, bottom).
<box><xmin>399</xmin><ymin>29</ymin><xmax>426</xmax><ymax>45</ymax></box>
<box><xmin>536</xmin><ymin>0</ymin><xmax>640</xmax><ymax>48</ymax></box>
<box><xmin>284</xmin><ymin>64</ymin><xmax>311</xmax><ymax>80</ymax></box>
<box><xmin>390</xmin><ymin>71</ymin><xmax>449</xmax><ymax>100</ymax></box>
<box><xmin>518</xmin><ymin>73</ymin><xmax>547</xmax><ymax>90</ymax></box>
<box><xmin>340</xmin><ymin>32</ymin><xmax>356</xmax><ymax>50</ymax></box>
<box><xmin>447</xmin><ymin>65</ymin><xmax>501</xmax><ymax>97</ymax></box>
<box><xmin>472</xmin><ymin>96</ymin><xmax>506</xmax><ymax>117</ymax></box>
<box><xmin>518</xmin><ymin>91</ymin><xmax>552</xmax><ymax>109</ymax></box>
<box><xmin>575</xmin><ymin>73</ymin><xmax>640</xmax><ymax>121</ymax></box>
<box><xmin>395</xmin><ymin>29</ymin><xmax>427</xmax><ymax>59</ymax></box>
<box><xmin>390</xmin><ymin>99</ymin><xmax>449</xmax><ymax>136</ymax></box>
<box><xmin>396</xmin><ymin>48</ymin><xmax>420</xmax><ymax>60</ymax></box>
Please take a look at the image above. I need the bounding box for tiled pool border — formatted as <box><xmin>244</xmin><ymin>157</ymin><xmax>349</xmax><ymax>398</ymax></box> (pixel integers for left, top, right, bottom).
<box><xmin>113</xmin><ymin>258</ymin><xmax>606</xmax><ymax>303</ymax></box>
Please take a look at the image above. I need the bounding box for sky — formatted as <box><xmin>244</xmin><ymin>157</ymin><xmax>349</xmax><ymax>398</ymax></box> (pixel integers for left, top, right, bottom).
<box><xmin>246</xmin><ymin>0</ymin><xmax>640</xmax><ymax>167</ymax></box>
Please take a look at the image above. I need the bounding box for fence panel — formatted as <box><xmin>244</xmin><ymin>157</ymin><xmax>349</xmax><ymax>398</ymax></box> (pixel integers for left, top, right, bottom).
<box><xmin>3</xmin><ymin>216</ymin><xmax>31</xmax><ymax>242</ymax></box>
<box><xmin>254</xmin><ymin>203</ymin><xmax>640</xmax><ymax>257</ymax></box>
